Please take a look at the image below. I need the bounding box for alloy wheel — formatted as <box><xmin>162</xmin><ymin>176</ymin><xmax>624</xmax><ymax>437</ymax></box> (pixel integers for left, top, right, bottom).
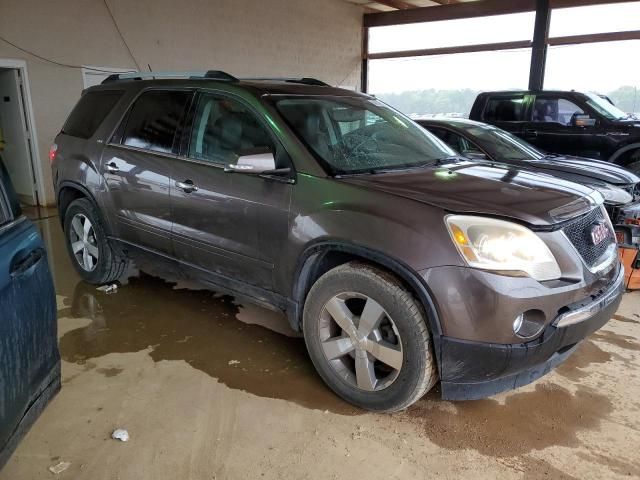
<box><xmin>318</xmin><ymin>292</ymin><xmax>403</xmax><ymax>392</ymax></box>
<box><xmin>69</xmin><ymin>213</ymin><xmax>99</xmax><ymax>272</ymax></box>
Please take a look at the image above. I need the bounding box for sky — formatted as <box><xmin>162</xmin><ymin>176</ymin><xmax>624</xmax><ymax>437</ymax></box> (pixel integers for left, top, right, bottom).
<box><xmin>368</xmin><ymin>2</ymin><xmax>640</xmax><ymax>94</ymax></box>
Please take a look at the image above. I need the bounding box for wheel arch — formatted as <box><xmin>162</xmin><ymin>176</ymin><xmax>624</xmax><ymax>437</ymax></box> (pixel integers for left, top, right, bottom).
<box><xmin>610</xmin><ymin>143</ymin><xmax>640</xmax><ymax>165</ymax></box>
<box><xmin>289</xmin><ymin>241</ymin><xmax>443</xmax><ymax>341</ymax></box>
<box><xmin>57</xmin><ymin>181</ymin><xmax>114</xmax><ymax>236</ymax></box>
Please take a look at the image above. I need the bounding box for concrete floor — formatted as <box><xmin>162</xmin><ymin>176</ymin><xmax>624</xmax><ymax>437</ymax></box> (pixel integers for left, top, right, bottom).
<box><xmin>2</xmin><ymin>213</ymin><xmax>640</xmax><ymax>479</ymax></box>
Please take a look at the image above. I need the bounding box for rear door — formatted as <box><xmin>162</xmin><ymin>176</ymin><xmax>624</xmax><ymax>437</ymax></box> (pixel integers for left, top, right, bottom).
<box><xmin>101</xmin><ymin>89</ymin><xmax>192</xmax><ymax>255</ymax></box>
<box><xmin>0</xmin><ymin>160</ymin><xmax>58</xmax><ymax>466</ymax></box>
<box><xmin>170</xmin><ymin>91</ymin><xmax>292</xmax><ymax>291</ymax></box>
<box><xmin>479</xmin><ymin>94</ymin><xmax>528</xmax><ymax>137</ymax></box>
<box><xmin>524</xmin><ymin>94</ymin><xmax>602</xmax><ymax>158</ymax></box>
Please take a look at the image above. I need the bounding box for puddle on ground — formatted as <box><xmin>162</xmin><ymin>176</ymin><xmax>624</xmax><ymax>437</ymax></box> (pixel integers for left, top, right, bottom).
<box><xmin>404</xmin><ymin>383</ymin><xmax>612</xmax><ymax>457</ymax></box>
<box><xmin>612</xmin><ymin>314</ymin><xmax>640</xmax><ymax>325</ymax></box>
<box><xmin>592</xmin><ymin>329</ymin><xmax>640</xmax><ymax>352</ymax></box>
<box><xmin>58</xmin><ymin>274</ymin><xmax>359</xmax><ymax>415</ymax></box>
<box><xmin>554</xmin><ymin>340</ymin><xmax>624</xmax><ymax>381</ymax></box>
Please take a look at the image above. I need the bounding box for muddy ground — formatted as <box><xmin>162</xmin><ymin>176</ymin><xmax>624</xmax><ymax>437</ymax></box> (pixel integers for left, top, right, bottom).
<box><xmin>2</xmin><ymin>213</ymin><xmax>639</xmax><ymax>479</ymax></box>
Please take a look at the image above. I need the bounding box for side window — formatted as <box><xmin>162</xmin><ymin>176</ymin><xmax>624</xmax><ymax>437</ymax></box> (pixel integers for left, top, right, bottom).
<box><xmin>189</xmin><ymin>94</ymin><xmax>274</xmax><ymax>165</ymax></box>
<box><xmin>532</xmin><ymin>97</ymin><xmax>584</xmax><ymax>126</ymax></box>
<box><xmin>121</xmin><ymin>90</ymin><xmax>190</xmax><ymax>154</ymax></box>
<box><xmin>428</xmin><ymin>127</ymin><xmax>476</xmax><ymax>153</ymax></box>
<box><xmin>62</xmin><ymin>90</ymin><xmax>123</xmax><ymax>139</ymax></box>
<box><xmin>483</xmin><ymin>96</ymin><xmax>525</xmax><ymax>122</ymax></box>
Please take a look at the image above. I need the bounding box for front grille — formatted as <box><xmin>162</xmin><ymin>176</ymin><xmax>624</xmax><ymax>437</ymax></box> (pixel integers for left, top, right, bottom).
<box><xmin>562</xmin><ymin>207</ymin><xmax>615</xmax><ymax>268</ymax></box>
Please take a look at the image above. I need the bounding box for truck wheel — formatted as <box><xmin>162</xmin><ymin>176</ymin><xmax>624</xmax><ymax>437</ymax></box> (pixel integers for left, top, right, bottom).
<box><xmin>303</xmin><ymin>262</ymin><xmax>438</xmax><ymax>412</ymax></box>
<box><xmin>63</xmin><ymin>198</ymin><xmax>129</xmax><ymax>284</ymax></box>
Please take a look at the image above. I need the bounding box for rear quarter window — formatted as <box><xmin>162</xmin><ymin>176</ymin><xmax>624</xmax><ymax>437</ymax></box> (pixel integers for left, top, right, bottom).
<box><xmin>62</xmin><ymin>90</ymin><xmax>124</xmax><ymax>139</ymax></box>
<box><xmin>482</xmin><ymin>96</ymin><xmax>525</xmax><ymax>122</ymax></box>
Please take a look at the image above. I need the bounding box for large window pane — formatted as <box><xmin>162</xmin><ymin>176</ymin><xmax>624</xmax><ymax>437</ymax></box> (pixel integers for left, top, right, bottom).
<box><xmin>550</xmin><ymin>2</ymin><xmax>640</xmax><ymax>37</ymax></box>
<box><xmin>369</xmin><ymin>49</ymin><xmax>531</xmax><ymax>117</ymax></box>
<box><xmin>545</xmin><ymin>40</ymin><xmax>640</xmax><ymax>114</ymax></box>
<box><xmin>369</xmin><ymin>13</ymin><xmax>535</xmax><ymax>54</ymax></box>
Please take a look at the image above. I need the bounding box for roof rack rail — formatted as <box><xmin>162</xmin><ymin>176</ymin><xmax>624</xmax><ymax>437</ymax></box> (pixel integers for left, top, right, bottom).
<box><xmin>241</xmin><ymin>77</ymin><xmax>329</xmax><ymax>87</ymax></box>
<box><xmin>101</xmin><ymin>70</ymin><xmax>238</xmax><ymax>84</ymax></box>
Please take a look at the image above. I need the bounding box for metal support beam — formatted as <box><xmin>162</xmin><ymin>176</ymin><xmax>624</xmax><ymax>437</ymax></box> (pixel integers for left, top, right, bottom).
<box><xmin>361</xmin><ymin>26</ymin><xmax>369</xmax><ymax>93</ymax></box>
<box><xmin>528</xmin><ymin>0</ymin><xmax>551</xmax><ymax>91</ymax></box>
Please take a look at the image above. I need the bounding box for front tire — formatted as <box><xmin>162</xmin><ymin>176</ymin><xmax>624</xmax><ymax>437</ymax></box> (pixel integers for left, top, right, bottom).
<box><xmin>63</xmin><ymin>198</ymin><xmax>129</xmax><ymax>284</ymax></box>
<box><xmin>303</xmin><ymin>262</ymin><xmax>438</xmax><ymax>412</ymax></box>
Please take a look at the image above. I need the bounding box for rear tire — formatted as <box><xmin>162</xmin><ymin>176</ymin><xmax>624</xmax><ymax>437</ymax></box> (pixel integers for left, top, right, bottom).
<box><xmin>303</xmin><ymin>262</ymin><xmax>438</xmax><ymax>412</ymax></box>
<box><xmin>63</xmin><ymin>198</ymin><xmax>129</xmax><ymax>284</ymax></box>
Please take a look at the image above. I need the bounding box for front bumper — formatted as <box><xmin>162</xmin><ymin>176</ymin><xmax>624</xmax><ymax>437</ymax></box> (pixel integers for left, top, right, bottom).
<box><xmin>437</xmin><ymin>266</ymin><xmax>625</xmax><ymax>401</ymax></box>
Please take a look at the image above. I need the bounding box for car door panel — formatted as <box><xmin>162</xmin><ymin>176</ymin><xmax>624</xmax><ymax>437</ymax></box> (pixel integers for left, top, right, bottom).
<box><xmin>525</xmin><ymin>95</ymin><xmax>602</xmax><ymax>158</ymax></box>
<box><xmin>0</xmin><ymin>177</ymin><xmax>58</xmax><ymax>466</ymax></box>
<box><xmin>170</xmin><ymin>92</ymin><xmax>292</xmax><ymax>291</ymax></box>
<box><xmin>100</xmin><ymin>89</ymin><xmax>192</xmax><ymax>255</ymax></box>
<box><xmin>101</xmin><ymin>145</ymin><xmax>175</xmax><ymax>254</ymax></box>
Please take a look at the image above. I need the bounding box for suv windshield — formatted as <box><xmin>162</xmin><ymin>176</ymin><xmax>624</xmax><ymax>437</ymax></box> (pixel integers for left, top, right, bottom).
<box><xmin>274</xmin><ymin>96</ymin><xmax>455</xmax><ymax>174</ymax></box>
<box><xmin>584</xmin><ymin>93</ymin><xmax>629</xmax><ymax>121</ymax></box>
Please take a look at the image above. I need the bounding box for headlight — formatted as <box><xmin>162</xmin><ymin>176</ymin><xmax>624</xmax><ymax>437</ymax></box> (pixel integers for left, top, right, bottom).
<box><xmin>589</xmin><ymin>184</ymin><xmax>633</xmax><ymax>205</ymax></box>
<box><xmin>445</xmin><ymin>216</ymin><xmax>561</xmax><ymax>281</ymax></box>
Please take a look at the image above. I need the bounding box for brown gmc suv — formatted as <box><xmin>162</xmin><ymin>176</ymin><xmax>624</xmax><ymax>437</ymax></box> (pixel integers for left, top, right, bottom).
<box><xmin>51</xmin><ymin>71</ymin><xmax>624</xmax><ymax>411</ymax></box>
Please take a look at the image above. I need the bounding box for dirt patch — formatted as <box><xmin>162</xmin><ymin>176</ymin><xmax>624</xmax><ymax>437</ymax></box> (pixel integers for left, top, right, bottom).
<box><xmin>404</xmin><ymin>383</ymin><xmax>612</xmax><ymax>457</ymax></box>
<box><xmin>96</xmin><ymin>367</ymin><xmax>124</xmax><ymax>378</ymax></box>
<box><xmin>58</xmin><ymin>275</ymin><xmax>359</xmax><ymax>415</ymax></box>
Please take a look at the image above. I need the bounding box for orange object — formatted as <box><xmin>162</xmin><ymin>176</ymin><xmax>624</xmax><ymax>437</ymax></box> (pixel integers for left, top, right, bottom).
<box><xmin>620</xmin><ymin>246</ymin><xmax>640</xmax><ymax>290</ymax></box>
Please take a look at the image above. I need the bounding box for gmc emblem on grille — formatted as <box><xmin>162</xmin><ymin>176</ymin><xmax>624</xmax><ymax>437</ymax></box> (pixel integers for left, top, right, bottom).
<box><xmin>590</xmin><ymin>222</ymin><xmax>609</xmax><ymax>246</ymax></box>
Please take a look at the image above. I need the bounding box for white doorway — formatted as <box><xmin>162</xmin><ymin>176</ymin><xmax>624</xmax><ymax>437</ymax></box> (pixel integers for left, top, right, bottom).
<box><xmin>0</xmin><ymin>60</ymin><xmax>40</xmax><ymax>205</ymax></box>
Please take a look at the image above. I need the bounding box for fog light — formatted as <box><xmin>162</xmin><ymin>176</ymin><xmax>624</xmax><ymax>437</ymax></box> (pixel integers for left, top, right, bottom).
<box><xmin>513</xmin><ymin>310</ymin><xmax>546</xmax><ymax>338</ymax></box>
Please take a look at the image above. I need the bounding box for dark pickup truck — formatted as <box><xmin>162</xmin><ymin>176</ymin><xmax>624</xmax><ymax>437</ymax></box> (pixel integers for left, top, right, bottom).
<box><xmin>469</xmin><ymin>90</ymin><xmax>640</xmax><ymax>172</ymax></box>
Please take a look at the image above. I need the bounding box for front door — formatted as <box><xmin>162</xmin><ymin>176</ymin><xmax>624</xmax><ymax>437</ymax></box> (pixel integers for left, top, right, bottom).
<box><xmin>170</xmin><ymin>92</ymin><xmax>292</xmax><ymax>291</ymax></box>
<box><xmin>0</xmin><ymin>163</ymin><xmax>58</xmax><ymax>464</ymax></box>
<box><xmin>101</xmin><ymin>89</ymin><xmax>192</xmax><ymax>254</ymax></box>
<box><xmin>524</xmin><ymin>95</ymin><xmax>602</xmax><ymax>158</ymax></box>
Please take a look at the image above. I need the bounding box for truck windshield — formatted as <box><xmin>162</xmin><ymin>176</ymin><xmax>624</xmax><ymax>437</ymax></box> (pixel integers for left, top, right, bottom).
<box><xmin>584</xmin><ymin>93</ymin><xmax>629</xmax><ymax>120</ymax></box>
<box><xmin>274</xmin><ymin>96</ymin><xmax>455</xmax><ymax>174</ymax></box>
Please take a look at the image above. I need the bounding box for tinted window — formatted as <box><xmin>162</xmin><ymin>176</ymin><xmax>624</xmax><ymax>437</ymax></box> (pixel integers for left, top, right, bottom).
<box><xmin>483</xmin><ymin>96</ymin><xmax>525</xmax><ymax>122</ymax></box>
<box><xmin>189</xmin><ymin>94</ymin><xmax>274</xmax><ymax>165</ymax></box>
<box><xmin>427</xmin><ymin>127</ymin><xmax>478</xmax><ymax>153</ymax></box>
<box><xmin>122</xmin><ymin>90</ymin><xmax>190</xmax><ymax>154</ymax></box>
<box><xmin>62</xmin><ymin>90</ymin><xmax>123</xmax><ymax>139</ymax></box>
<box><xmin>532</xmin><ymin>97</ymin><xmax>584</xmax><ymax>125</ymax></box>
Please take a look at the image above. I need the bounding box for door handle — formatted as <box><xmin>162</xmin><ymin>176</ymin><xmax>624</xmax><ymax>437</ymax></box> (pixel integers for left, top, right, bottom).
<box><xmin>105</xmin><ymin>162</ymin><xmax>119</xmax><ymax>173</ymax></box>
<box><xmin>176</xmin><ymin>179</ymin><xmax>198</xmax><ymax>193</ymax></box>
<box><xmin>525</xmin><ymin>129</ymin><xmax>538</xmax><ymax>136</ymax></box>
<box><xmin>10</xmin><ymin>248</ymin><xmax>44</xmax><ymax>279</ymax></box>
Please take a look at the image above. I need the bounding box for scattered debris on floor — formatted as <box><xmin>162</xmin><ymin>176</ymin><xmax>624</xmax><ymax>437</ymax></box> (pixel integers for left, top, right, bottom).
<box><xmin>111</xmin><ymin>429</ymin><xmax>129</xmax><ymax>442</ymax></box>
<box><xmin>48</xmin><ymin>461</ymin><xmax>71</xmax><ymax>474</ymax></box>
<box><xmin>228</xmin><ymin>360</ymin><xmax>240</xmax><ymax>365</ymax></box>
<box><xmin>97</xmin><ymin>284</ymin><xmax>118</xmax><ymax>294</ymax></box>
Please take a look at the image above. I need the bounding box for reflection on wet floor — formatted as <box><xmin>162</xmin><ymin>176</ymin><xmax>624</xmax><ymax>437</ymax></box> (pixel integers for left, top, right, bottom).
<box><xmin>36</xmin><ymin>216</ymin><xmax>358</xmax><ymax>414</ymax></box>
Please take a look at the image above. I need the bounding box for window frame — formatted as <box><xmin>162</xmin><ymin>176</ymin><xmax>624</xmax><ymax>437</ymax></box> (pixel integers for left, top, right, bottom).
<box><xmin>109</xmin><ymin>87</ymin><xmax>195</xmax><ymax>157</ymax></box>
<box><xmin>530</xmin><ymin>94</ymin><xmax>594</xmax><ymax>126</ymax></box>
<box><xmin>481</xmin><ymin>94</ymin><xmax>528</xmax><ymax>123</ymax></box>
<box><xmin>176</xmin><ymin>89</ymin><xmax>296</xmax><ymax>181</ymax></box>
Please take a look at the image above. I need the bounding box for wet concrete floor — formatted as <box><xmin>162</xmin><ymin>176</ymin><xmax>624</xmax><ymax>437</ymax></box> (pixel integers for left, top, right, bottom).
<box><xmin>2</xmin><ymin>214</ymin><xmax>639</xmax><ymax>479</ymax></box>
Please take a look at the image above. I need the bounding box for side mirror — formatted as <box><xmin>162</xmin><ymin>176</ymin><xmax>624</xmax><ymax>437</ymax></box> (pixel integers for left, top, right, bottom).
<box><xmin>224</xmin><ymin>152</ymin><xmax>290</xmax><ymax>175</ymax></box>
<box><xmin>462</xmin><ymin>150</ymin><xmax>488</xmax><ymax>160</ymax></box>
<box><xmin>572</xmin><ymin>114</ymin><xmax>597</xmax><ymax>127</ymax></box>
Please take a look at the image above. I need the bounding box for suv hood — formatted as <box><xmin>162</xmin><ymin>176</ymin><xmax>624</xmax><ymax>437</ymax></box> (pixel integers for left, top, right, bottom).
<box><xmin>521</xmin><ymin>155</ymin><xmax>640</xmax><ymax>187</ymax></box>
<box><xmin>338</xmin><ymin>161</ymin><xmax>600</xmax><ymax>226</ymax></box>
